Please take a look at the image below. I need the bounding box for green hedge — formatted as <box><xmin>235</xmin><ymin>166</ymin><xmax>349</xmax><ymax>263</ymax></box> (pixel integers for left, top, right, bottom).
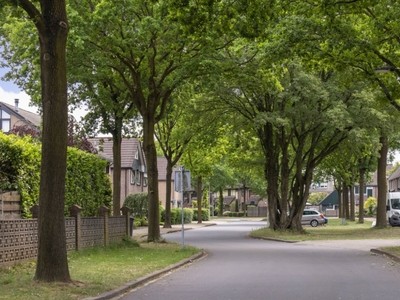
<box><xmin>123</xmin><ymin>193</ymin><xmax>148</xmax><ymax>219</ymax></box>
<box><xmin>0</xmin><ymin>132</ymin><xmax>112</xmax><ymax>217</ymax></box>
<box><xmin>193</xmin><ymin>208</ymin><xmax>210</xmax><ymax>221</ymax></box>
<box><xmin>161</xmin><ymin>208</ymin><xmax>193</xmax><ymax>224</ymax></box>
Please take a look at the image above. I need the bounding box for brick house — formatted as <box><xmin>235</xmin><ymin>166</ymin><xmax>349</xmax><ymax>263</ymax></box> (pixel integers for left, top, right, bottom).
<box><xmin>89</xmin><ymin>137</ymin><xmax>148</xmax><ymax>207</ymax></box>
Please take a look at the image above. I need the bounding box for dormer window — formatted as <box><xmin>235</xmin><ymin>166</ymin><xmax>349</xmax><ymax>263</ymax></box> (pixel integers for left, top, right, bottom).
<box><xmin>0</xmin><ymin>109</ymin><xmax>11</xmax><ymax>132</ymax></box>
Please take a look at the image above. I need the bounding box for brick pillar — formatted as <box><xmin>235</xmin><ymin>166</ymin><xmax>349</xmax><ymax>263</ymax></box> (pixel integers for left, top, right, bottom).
<box><xmin>121</xmin><ymin>206</ymin><xmax>133</xmax><ymax>236</ymax></box>
<box><xmin>69</xmin><ymin>205</ymin><xmax>83</xmax><ymax>251</ymax></box>
<box><xmin>30</xmin><ymin>204</ymin><xmax>39</xmax><ymax>219</ymax></box>
<box><xmin>98</xmin><ymin>206</ymin><xmax>110</xmax><ymax>246</ymax></box>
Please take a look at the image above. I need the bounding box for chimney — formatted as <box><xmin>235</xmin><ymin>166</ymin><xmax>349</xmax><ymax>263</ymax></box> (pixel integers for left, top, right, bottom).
<box><xmin>14</xmin><ymin>98</ymin><xmax>19</xmax><ymax>112</ymax></box>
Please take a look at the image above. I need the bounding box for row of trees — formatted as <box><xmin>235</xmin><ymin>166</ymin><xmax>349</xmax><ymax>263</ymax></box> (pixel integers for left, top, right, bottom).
<box><xmin>1</xmin><ymin>0</ymin><xmax>399</xmax><ymax>282</ymax></box>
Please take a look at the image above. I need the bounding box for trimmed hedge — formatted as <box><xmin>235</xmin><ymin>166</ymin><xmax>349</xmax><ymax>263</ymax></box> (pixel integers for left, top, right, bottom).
<box><xmin>0</xmin><ymin>132</ymin><xmax>112</xmax><ymax>217</ymax></box>
<box><xmin>161</xmin><ymin>208</ymin><xmax>193</xmax><ymax>224</ymax></box>
<box><xmin>193</xmin><ymin>208</ymin><xmax>210</xmax><ymax>221</ymax></box>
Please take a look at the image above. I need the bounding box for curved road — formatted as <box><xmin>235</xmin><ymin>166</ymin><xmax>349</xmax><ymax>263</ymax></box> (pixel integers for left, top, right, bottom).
<box><xmin>117</xmin><ymin>220</ymin><xmax>400</xmax><ymax>300</ymax></box>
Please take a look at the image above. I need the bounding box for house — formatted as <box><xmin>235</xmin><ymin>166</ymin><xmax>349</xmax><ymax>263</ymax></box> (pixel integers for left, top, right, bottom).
<box><xmin>157</xmin><ymin>157</ymin><xmax>181</xmax><ymax>208</ymax></box>
<box><xmin>0</xmin><ymin>100</ymin><xmax>40</xmax><ymax>133</ymax></box>
<box><xmin>89</xmin><ymin>137</ymin><xmax>148</xmax><ymax>207</ymax></box>
<box><xmin>388</xmin><ymin>166</ymin><xmax>400</xmax><ymax>192</ymax></box>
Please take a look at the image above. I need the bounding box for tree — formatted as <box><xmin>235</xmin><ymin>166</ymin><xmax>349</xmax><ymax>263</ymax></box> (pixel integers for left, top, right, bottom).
<box><xmin>0</xmin><ymin>0</ymin><xmax>70</xmax><ymax>281</ymax></box>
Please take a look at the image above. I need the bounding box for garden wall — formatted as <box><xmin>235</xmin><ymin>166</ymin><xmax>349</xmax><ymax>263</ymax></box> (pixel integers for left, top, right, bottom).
<box><xmin>0</xmin><ymin>205</ymin><xmax>132</xmax><ymax>267</ymax></box>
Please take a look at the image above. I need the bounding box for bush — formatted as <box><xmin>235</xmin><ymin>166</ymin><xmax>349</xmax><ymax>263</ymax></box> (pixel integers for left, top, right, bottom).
<box><xmin>123</xmin><ymin>193</ymin><xmax>148</xmax><ymax>219</ymax></box>
<box><xmin>0</xmin><ymin>132</ymin><xmax>112</xmax><ymax>218</ymax></box>
<box><xmin>161</xmin><ymin>208</ymin><xmax>193</xmax><ymax>224</ymax></box>
<box><xmin>193</xmin><ymin>208</ymin><xmax>210</xmax><ymax>221</ymax></box>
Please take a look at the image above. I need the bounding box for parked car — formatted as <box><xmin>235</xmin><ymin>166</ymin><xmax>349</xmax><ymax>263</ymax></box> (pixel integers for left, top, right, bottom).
<box><xmin>389</xmin><ymin>213</ymin><xmax>400</xmax><ymax>226</ymax></box>
<box><xmin>302</xmin><ymin>209</ymin><xmax>325</xmax><ymax>227</ymax></box>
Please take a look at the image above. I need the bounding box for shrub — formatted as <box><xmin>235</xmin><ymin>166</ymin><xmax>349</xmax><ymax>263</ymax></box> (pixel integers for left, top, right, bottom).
<box><xmin>123</xmin><ymin>193</ymin><xmax>148</xmax><ymax>219</ymax></box>
<box><xmin>0</xmin><ymin>132</ymin><xmax>112</xmax><ymax>217</ymax></box>
<box><xmin>193</xmin><ymin>208</ymin><xmax>210</xmax><ymax>221</ymax></box>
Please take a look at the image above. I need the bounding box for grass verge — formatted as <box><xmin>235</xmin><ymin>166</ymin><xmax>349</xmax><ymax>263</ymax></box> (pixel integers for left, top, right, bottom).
<box><xmin>250</xmin><ymin>218</ymin><xmax>400</xmax><ymax>241</ymax></box>
<box><xmin>0</xmin><ymin>239</ymin><xmax>200</xmax><ymax>300</ymax></box>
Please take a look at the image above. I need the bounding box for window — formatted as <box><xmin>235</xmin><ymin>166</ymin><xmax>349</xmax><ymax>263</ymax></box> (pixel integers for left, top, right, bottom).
<box><xmin>143</xmin><ymin>173</ymin><xmax>147</xmax><ymax>187</ymax></box>
<box><xmin>130</xmin><ymin>169</ymin><xmax>142</xmax><ymax>185</ymax></box>
<box><xmin>0</xmin><ymin>109</ymin><xmax>11</xmax><ymax>132</ymax></box>
<box><xmin>355</xmin><ymin>186</ymin><xmax>367</xmax><ymax>195</ymax></box>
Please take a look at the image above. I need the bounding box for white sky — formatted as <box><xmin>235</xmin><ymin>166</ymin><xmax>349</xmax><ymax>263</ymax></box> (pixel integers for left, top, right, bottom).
<box><xmin>0</xmin><ymin>80</ymin><xmax>87</xmax><ymax>120</ymax></box>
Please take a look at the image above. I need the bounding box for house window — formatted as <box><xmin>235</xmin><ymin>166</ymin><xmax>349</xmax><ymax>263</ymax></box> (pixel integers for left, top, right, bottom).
<box><xmin>367</xmin><ymin>187</ymin><xmax>373</xmax><ymax>197</ymax></box>
<box><xmin>130</xmin><ymin>170</ymin><xmax>141</xmax><ymax>185</ymax></box>
<box><xmin>143</xmin><ymin>173</ymin><xmax>148</xmax><ymax>187</ymax></box>
<box><xmin>136</xmin><ymin>172</ymin><xmax>141</xmax><ymax>185</ymax></box>
<box><xmin>0</xmin><ymin>109</ymin><xmax>11</xmax><ymax>132</ymax></box>
<box><xmin>355</xmin><ymin>186</ymin><xmax>367</xmax><ymax>195</ymax></box>
<box><xmin>130</xmin><ymin>170</ymin><xmax>137</xmax><ymax>184</ymax></box>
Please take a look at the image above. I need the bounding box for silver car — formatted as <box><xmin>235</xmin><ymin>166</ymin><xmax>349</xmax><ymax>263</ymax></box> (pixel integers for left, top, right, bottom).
<box><xmin>302</xmin><ymin>209</ymin><xmax>325</xmax><ymax>227</ymax></box>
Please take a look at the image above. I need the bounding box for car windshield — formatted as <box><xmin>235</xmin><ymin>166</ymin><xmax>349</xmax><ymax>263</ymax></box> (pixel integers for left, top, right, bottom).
<box><xmin>390</xmin><ymin>199</ymin><xmax>400</xmax><ymax>209</ymax></box>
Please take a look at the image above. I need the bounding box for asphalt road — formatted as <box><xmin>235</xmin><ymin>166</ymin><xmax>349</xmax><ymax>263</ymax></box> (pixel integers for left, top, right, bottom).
<box><xmin>116</xmin><ymin>220</ymin><xmax>400</xmax><ymax>300</ymax></box>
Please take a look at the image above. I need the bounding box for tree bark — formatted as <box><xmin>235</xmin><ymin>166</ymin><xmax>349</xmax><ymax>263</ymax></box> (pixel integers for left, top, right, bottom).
<box><xmin>163</xmin><ymin>160</ymin><xmax>173</xmax><ymax>228</ymax></box>
<box><xmin>358</xmin><ymin>168</ymin><xmax>365</xmax><ymax>224</ymax></box>
<box><xmin>31</xmin><ymin>0</ymin><xmax>71</xmax><ymax>282</ymax></box>
<box><xmin>376</xmin><ymin>135</ymin><xmax>388</xmax><ymax>227</ymax></box>
<box><xmin>343</xmin><ymin>183</ymin><xmax>349</xmax><ymax>220</ymax></box>
<box><xmin>143</xmin><ymin>116</ymin><xmax>161</xmax><ymax>241</ymax></box>
<box><xmin>112</xmin><ymin>132</ymin><xmax>122</xmax><ymax>215</ymax></box>
<box><xmin>350</xmin><ymin>185</ymin><xmax>355</xmax><ymax>221</ymax></box>
<box><xmin>197</xmin><ymin>176</ymin><xmax>203</xmax><ymax>223</ymax></box>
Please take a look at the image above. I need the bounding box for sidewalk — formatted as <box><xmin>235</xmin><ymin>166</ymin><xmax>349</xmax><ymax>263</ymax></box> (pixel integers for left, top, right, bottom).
<box><xmin>132</xmin><ymin>221</ymin><xmax>217</xmax><ymax>239</ymax></box>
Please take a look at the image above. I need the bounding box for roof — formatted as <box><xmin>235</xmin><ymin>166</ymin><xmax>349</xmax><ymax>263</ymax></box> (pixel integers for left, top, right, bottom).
<box><xmin>157</xmin><ymin>157</ymin><xmax>179</xmax><ymax>181</ymax></box>
<box><xmin>0</xmin><ymin>101</ymin><xmax>41</xmax><ymax>128</ymax></box>
<box><xmin>223</xmin><ymin>196</ymin><xmax>236</xmax><ymax>205</ymax></box>
<box><xmin>88</xmin><ymin>137</ymin><xmax>143</xmax><ymax>168</ymax></box>
<box><xmin>319</xmin><ymin>190</ymin><xmax>339</xmax><ymax>206</ymax></box>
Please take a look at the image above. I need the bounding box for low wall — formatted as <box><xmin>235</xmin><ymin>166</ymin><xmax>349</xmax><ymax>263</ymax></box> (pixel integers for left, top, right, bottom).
<box><xmin>0</xmin><ymin>205</ymin><xmax>131</xmax><ymax>267</ymax></box>
<box><xmin>247</xmin><ymin>206</ymin><xmax>268</xmax><ymax>217</ymax></box>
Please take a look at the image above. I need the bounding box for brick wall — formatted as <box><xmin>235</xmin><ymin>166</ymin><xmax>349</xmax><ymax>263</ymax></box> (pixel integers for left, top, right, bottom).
<box><xmin>0</xmin><ymin>205</ymin><xmax>132</xmax><ymax>267</ymax></box>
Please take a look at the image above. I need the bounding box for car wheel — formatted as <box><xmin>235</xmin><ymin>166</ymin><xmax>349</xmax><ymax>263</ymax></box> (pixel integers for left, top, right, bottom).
<box><xmin>310</xmin><ymin>220</ymin><xmax>318</xmax><ymax>227</ymax></box>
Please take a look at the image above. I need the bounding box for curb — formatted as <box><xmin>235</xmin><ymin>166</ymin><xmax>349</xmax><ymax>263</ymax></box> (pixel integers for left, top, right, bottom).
<box><xmin>370</xmin><ymin>248</ymin><xmax>400</xmax><ymax>263</ymax></box>
<box><xmin>83</xmin><ymin>251</ymin><xmax>207</xmax><ymax>300</ymax></box>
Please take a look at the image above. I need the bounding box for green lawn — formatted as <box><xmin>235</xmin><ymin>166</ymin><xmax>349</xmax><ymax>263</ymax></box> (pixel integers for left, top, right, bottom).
<box><xmin>0</xmin><ymin>240</ymin><xmax>201</xmax><ymax>300</ymax></box>
<box><xmin>250</xmin><ymin>218</ymin><xmax>400</xmax><ymax>241</ymax></box>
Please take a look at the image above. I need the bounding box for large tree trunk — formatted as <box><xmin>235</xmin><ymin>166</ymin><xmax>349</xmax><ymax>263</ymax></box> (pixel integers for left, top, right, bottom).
<box><xmin>350</xmin><ymin>185</ymin><xmax>355</xmax><ymax>221</ymax></box>
<box><xmin>197</xmin><ymin>176</ymin><xmax>202</xmax><ymax>223</ymax></box>
<box><xmin>143</xmin><ymin>117</ymin><xmax>161</xmax><ymax>241</ymax></box>
<box><xmin>112</xmin><ymin>133</ymin><xmax>122</xmax><ymax>215</ymax></box>
<box><xmin>34</xmin><ymin>0</ymin><xmax>71</xmax><ymax>282</ymax></box>
<box><xmin>358</xmin><ymin>169</ymin><xmax>365</xmax><ymax>224</ymax></box>
<box><xmin>218</xmin><ymin>188</ymin><xmax>223</xmax><ymax>216</ymax></box>
<box><xmin>163</xmin><ymin>160</ymin><xmax>173</xmax><ymax>228</ymax></box>
<box><xmin>343</xmin><ymin>183</ymin><xmax>350</xmax><ymax>220</ymax></box>
<box><xmin>376</xmin><ymin>135</ymin><xmax>388</xmax><ymax>227</ymax></box>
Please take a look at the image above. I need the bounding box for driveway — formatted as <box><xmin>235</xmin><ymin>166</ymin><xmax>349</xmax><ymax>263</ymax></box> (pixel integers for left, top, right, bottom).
<box><xmin>115</xmin><ymin>220</ymin><xmax>400</xmax><ymax>300</ymax></box>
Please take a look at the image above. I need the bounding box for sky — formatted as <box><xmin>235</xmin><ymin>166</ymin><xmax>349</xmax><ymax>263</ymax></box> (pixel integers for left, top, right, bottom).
<box><xmin>0</xmin><ymin>68</ymin><xmax>87</xmax><ymax>120</ymax></box>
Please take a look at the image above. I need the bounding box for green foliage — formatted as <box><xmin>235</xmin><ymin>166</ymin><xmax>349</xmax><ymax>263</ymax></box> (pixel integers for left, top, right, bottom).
<box><xmin>365</xmin><ymin>197</ymin><xmax>377</xmax><ymax>216</ymax></box>
<box><xmin>193</xmin><ymin>208</ymin><xmax>210</xmax><ymax>221</ymax></box>
<box><xmin>160</xmin><ymin>208</ymin><xmax>193</xmax><ymax>224</ymax></box>
<box><xmin>65</xmin><ymin>147</ymin><xmax>112</xmax><ymax>216</ymax></box>
<box><xmin>0</xmin><ymin>133</ymin><xmax>40</xmax><ymax>216</ymax></box>
<box><xmin>0</xmin><ymin>132</ymin><xmax>112</xmax><ymax>217</ymax></box>
<box><xmin>123</xmin><ymin>193</ymin><xmax>148</xmax><ymax>219</ymax></box>
<box><xmin>308</xmin><ymin>193</ymin><xmax>328</xmax><ymax>206</ymax></box>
